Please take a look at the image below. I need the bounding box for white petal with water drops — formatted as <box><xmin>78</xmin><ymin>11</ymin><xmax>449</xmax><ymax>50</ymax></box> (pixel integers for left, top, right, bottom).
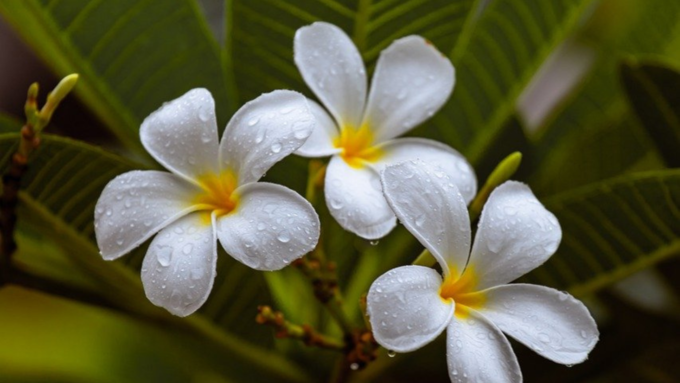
<box><xmin>469</xmin><ymin>181</ymin><xmax>562</xmax><ymax>290</ymax></box>
<box><xmin>380</xmin><ymin>160</ymin><xmax>471</xmax><ymax>278</ymax></box>
<box><xmin>216</xmin><ymin>182</ymin><xmax>319</xmax><ymax>271</ymax></box>
<box><xmin>367</xmin><ymin>266</ymin><xmax>454</xmax><ymax>353</ymax></box>
<box><xmin>219</xmin><ymin>90</ymin><xmax>315</xmax><ymax>185</ymax></box>
<box><xmin>479</xmin><ymin>284</ymin><xmax>599</xmax><ymax>364</ymax></box>
<box><xmin>94</xmin><ymin>170</ymin><xmax>201</xmax><ymax>260</ymax></box>
<box><xmin>140</xmin><ymin>88</ymin><xmax>220</xmax><ymax>182</ymax></box>
<box><xmin>375</xmin><ymin>138</ymin><xmax>477</xmax><ymax>204</ymax></box>
<box><xmin>294</xmin><ymin>22</ymin><xmax>367</xmax><ymax>129</ymax></box>
<box><xmin>141</xmin><ymin>212</ymin><xmax>217</xmax><ymax>317</ymax></box>
<box><xmin>362</xmin><ymin>36</ymin><xmax>455</xmax><ymax>142</ymax></box>
<box><xmin>324</xmin><ymin>156</ymin><xmax>396</xmax><ymax>240</ymax></box>
<box><xmin>446</xmin><ymin>310</ymin><xmax>522</xmax><ymax>383</ymax></box>
<box><xmin>295</xmin><ymin>99</ymin><xmax>342</xmax><ymax>157</ymax></box>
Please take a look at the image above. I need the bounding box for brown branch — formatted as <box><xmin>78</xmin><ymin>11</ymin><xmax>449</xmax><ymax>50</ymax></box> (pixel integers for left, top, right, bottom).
<box><xmin>256</xmin><ymin>306</ymin><xmax>346</xmax><ymax>351</ymax></box>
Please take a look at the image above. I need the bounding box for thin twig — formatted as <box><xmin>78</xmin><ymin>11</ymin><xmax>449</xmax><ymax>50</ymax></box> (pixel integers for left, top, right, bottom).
<box><xmin>256</xmin><ymin>305</ymin><xmax>346</xmax><ymax>351</ymax></box>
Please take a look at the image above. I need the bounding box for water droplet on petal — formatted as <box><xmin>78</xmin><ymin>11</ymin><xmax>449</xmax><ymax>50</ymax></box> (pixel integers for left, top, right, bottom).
<box><xmin>277</xmin><ymin>230</ymin><xmax>291</xmax><ymax>243</ymax></box>
<box><xmin>182</xmin><ymin>243</ymin><xmax>194</xmax><ymax>255</ymax></box>
<box><xmin>248</xmin><ymin>117</ymin><xmax>260</xmax><ymax>126</ymax></box>
<box><xmin>156</xmin><ymin>246</ymin><xmax>173</xmax><ymax>267</ymax></box>
<box><xmin>271</xmin><ymin>142</ymin><xmax>282</xmax><ymax>153</ymax></box>
<box><xmin>387</xmin><ymin>350</ymin><xmax>397</xmax><ymax>358</ymax></box>
<box><xmin>198</xmin><ymin>104</ymin><xmax>211</xmax><ymax>122</ymax></box>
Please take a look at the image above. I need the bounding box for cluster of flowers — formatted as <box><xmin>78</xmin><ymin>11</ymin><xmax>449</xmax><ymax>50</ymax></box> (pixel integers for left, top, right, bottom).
<box><xmin>94</xmin><ymin>22</ymin><xmax>597</xmax><ymax>382</ymax></box>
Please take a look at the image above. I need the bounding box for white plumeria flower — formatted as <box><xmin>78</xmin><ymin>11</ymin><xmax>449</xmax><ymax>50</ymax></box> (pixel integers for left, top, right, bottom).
<box><xmin>367</xmin><ymin>160</ymin><xmax>598</xmax><ymax>382</ymax></box>
<box><xmin>94</xmin><ymin>88</ymin><xmax>320</xmax><ymax>317</ymax></box>
<box><xmin>293</xmin><ymin>22</ymin><xmax>477</xmax><ymax>240</ymax></box>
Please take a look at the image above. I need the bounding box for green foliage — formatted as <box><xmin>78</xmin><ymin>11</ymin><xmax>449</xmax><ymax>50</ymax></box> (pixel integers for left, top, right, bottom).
<box><xmin>529</xmin><ymin>0</ymin><xmax>680</xmax><ymax>195</ymax></box>
<box><xmin>2</xmin><ymin>0</ymin><xmax>680</xmax><ymax>381</ymax></box>
<box><xmin>522</xmin><ymin>169</ymin><xmax>680</xmax><ymax>297</ymax></box>
<box><xmin>0</xmin><ymin>0</ymin><xmax>233</xmax><ymax>156</ymax></box>
<box><xmin>0</xmin><ymin>133</ymin><xmax>311</xmax><ymax>383</ymax></box>
<box><xmin>620</xmin><ymin>61</ymin><xmax>680</xmax><ymax>167</ymax></box>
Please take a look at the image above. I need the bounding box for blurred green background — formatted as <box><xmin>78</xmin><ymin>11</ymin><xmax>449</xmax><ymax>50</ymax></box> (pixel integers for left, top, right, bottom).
<box><xmin>1</xmin><ymin>0</ymin><xmax>679</xmax><ymax>381</ymax></box>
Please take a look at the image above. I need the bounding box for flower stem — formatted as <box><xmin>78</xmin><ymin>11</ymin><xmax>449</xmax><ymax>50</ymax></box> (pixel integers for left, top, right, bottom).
<box><xmin>256</xmin><ymin>305</ymin><xmax>345</xmax><ymax>351</ymax></box>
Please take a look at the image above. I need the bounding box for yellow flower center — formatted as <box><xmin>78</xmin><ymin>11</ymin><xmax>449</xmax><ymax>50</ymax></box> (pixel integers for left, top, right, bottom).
<box><xmin>439</xmin><ymin>266</ymin><xmax>486</xmax><ymax>318</ymax></box>
<box><xmin>193</xmin><ymin>169</ymin><xmax>239</xmax><ymax>224</ymax></box>
<box><xmin>333</xmin><ymin>124</ymin><xmax>384</xmax><ymax>168</ymax></box>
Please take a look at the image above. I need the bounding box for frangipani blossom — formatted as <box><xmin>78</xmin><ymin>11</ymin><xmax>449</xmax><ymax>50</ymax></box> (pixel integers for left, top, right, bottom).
<box><xmin>94</xmin><ymin>88</ymin><xmax>320</xmax><ymax>317</ymax></box>
<box><xmin>367</xmin><ymin>161</ymin><xmax>598</xmax><ymax>382</ymax></box>
<box><xmin>293</xmin><ymin>22</ymin><xmax>477</xmax><ymax>240</ymax></box>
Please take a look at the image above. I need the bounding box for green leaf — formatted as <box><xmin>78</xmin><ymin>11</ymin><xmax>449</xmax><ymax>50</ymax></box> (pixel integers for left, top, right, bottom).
<box><xmin>227</xmin><ymin>0</ymin><xmax>477</xmax><ymax>104</ymax></box>
<box><xmin>0</xmin><ymin>133</ymin><xmax>311</xmax><ymax>382</ymax></box>
<box><xmin>428</xmin><ymin>0</ymin><xmax>594</xmax><ymax>164</ymax></box>
<box><xmin>530</xmin><ymin>0</ymin><xmax>680</xmax><ymax>195</ymax></box>
<box><xmin>620</xmin><ymin>61</ymin><xmax>680</xmax><ymax>167</ymax></box>
<box><xmin>522</xmin><ymin>170</ymin><xmax>680</xmax><ymax>297</ymax></box>
<box><xmin>0</xmin><ymin>0</ymin><xmax>234</xmax><ymax>156</ymax></box>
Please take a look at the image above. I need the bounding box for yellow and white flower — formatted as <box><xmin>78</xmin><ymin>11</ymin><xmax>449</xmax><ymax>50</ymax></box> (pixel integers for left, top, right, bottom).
<box><xmin>94</xmin><ymin>88</ymin><xmax>320</xmax><ymax>316</ymax></box>
<box><xmin>367</xmin><ymin>160</ymin><xmax>598</xmax><ymax>382</ymax></box>
<box><xmin>293</xmin><ymin>22</ymin><xmax>477</xmax><ymax>240</ymax></box>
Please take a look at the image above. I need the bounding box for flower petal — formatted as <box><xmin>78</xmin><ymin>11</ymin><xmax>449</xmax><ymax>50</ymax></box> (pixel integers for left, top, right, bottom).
<box><xmin>216</xmin><ymin>182</ymin><xmax>319</xmax><ymax>271</ymax></box>
<box><xmin>374</xmin><ymin>138</ymin><xmax>477</xmax><ymax>203</ymax></box>
<box><xmin>94</xmin><ymin>170</ymin><xmax>201</xmax><ymax>260</ymax></box>
<box><xmin>363</xmin><ymin>36</ymin><xmax>455</xmax><ymax>142</ymax></box>
<box><xmin>141</xmin><ymin>212</ymin><xmax>217</xmax><ymax>317</ymax></box>
<box><xmin>325</xmin><ymin>155</ymin><xmax>396</xmax><ymax>240</ymax></box>
<box><xmin>219</xmin><ymin>90</ymin><xmax>315</xmax><ymax>185</ymax></box>
<box><xmin>294</xmin><ymin>22</ymin><xmax>367</xmax><ymax>129</ymax></box>
<box><xmin>446</xmin><ymin>310</ymin><xmax>522</xmax><ymax>383</ymax></box>
<box><xmin>367</xmin><ymin>266</ymin><xmax>454</xmax><ymax>353</ymax></box>
<box><xmin>140</xmin><ymin>88</ymin><xmax>219</xmax><ymax>182</ymax></box>
<box><xmin>295</xmin><ymin>99</ymin><xmax>342</xmax><ymax>157</ymax></box>
<box><xmin>480</xmin><ymin>284</ymin><xmax>599</xmax><ymax>365</ymax></box>
<box><xmin>381</xmin><ymin>160</ymin><xmax>470</xmax><ymax>278</ymax></box>
<box><xmin>469</xmin><ymin>181</ymin><xmax>562</xmax><ymax>290</ymax></box>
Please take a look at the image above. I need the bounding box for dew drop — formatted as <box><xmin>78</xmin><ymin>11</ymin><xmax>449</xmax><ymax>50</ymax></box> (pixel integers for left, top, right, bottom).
<box><xmin>248</xmin><ymin>117</ymin><xmax>260</xmax><ymax>126</ymax></box>
<box><xmin>415</xmin><ymin>214</ymin><xmax>426</xmax><ymax>227</ymax></box>
<box><xmin>182</xmin><ymin>243</ymin><xmax>194</xmax><ymax>255</ymax></box>
<box><xmin>271</xmin><ymin>142</ymin><xmax>282</xmax><ymax>153</ymax></box>
<box><xmin>387</xmin><ymin>350</ymin><xmax>396</xmax><ymax>358</ymax></box>
<box><xmin>105</xmin><ymin>209</ymin><xmax>112</xmax><ymax>217</ymax></box>
<box><xmin>198</xmin><ymin>104</ymin><xmax>211</xmax><ymax>122</ymax></box>
<box><xmin>257</xmin><ymin>222</ymin><xmax>266</xmax><ymax>231</ymax></box>
<box><xmin>329</xmin><ymin>198</ymin><xmax>344</xmax><ymax>210</ymax></box>
<box><xmin>277</xmin><ymin>230</ymin><xmax>291</xmax><ymax>243</ymax></box>
<box><xmin>156</xmin><ymin>246</ymin><xmax>173</xmax><ymax>267</ymax></box>
<box><xmin>538</xmin><ymin>333</ymin><xmax>551</xmax><ymax>343</ymax></box>
<box><xmin>369</xmin><ymin>240</ymin><xmax>379</xmax><ymax>246</ymax></box>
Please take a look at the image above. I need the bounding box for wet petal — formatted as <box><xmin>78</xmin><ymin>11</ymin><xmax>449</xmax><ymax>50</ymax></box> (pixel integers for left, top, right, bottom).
<box><xmin>216</xmin><ymin>182</ymin><xmax>319</xmax><ymax>271</ymax></box>
<box><xmin>94</xmin><ymin>170</ymin><xmax>201</xmax><ymax>260</ymax></box>
<box><xmin>141</xmin><ymin>212</ymin><xmax>217</xmax><ymax>317</ymax></box>
<box><xmin>220</xmin><ymin>90</ymin><xmax>315</xmax><ymax>185</ymax></box>
<box><xmin>295</xmin><ymin>99</ymin><xmax>342</xmax><ymax>157</ymax></box>
<box><xmin>469</xmin><ymin>181</ymin><xmax>562</xmax><ymax>290</ymax></box>
<box><xmin>363</xmin><ymin>36</ymin><xmax>454</xmax><ymax>142</ymax></box>
<box><xmin>381</xmin><ymin>160</ymin><xmax>470</xmax><ymax>278</ymax></box>
<box><xmin>481</xmin><ymin>284</ymin><xmax>599</xmax><ymax>365</ymax></box>
<box><xmin>324</xmin><ymin>155</ymin><xmax>396</xmax><ymax>240</ymax></box>
<box><xmin>367</xmin><ymin>266</ymin><xmax>453</xmax><ymax>353</ymax></box>
<box><xmin>140</xmin><ymin>88</ymin><xmax>219</xmax><ymax>182</ymax></box>
<box><xmin>375</xmin><ymin>138</ymin><xmax>477</xmax><ymax>203</ymax></box>
<box><xmin>294</xmin><ymin>22</ymin><xmax>367</xmax><ymax>129</ymax></box>
<box><xmin>446</xmin><ymin>310</ymin><xmax>522</xmax><ymax>383</ymax></box>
